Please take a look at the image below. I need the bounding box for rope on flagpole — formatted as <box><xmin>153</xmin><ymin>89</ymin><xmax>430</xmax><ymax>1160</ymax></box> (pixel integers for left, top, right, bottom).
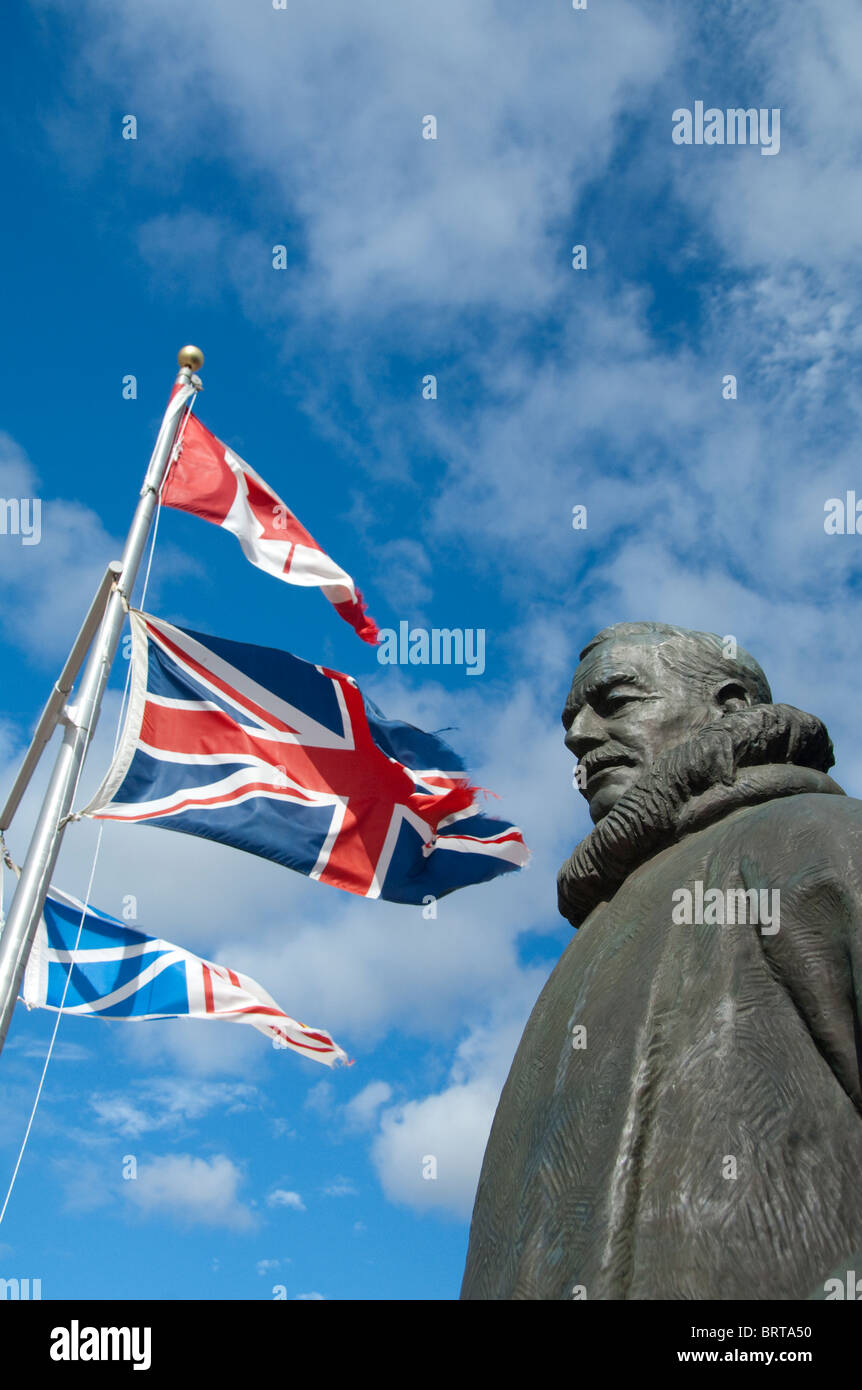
<box><xmin>0</xmin><ymin>822</ymin><xmax>105</xmax><ymax>1229</ymax></box>
<box><xmin>0</xmin><ymin>833</ymin><xmax>21</xmax><ymax>931</ymax></box>
<box><xmin>0</xmin><ymin>832</ymin><xmax>9</xmax><ymax>929</ymax></box>
<box><xmin>0</xmin><ymin>398</ymin><xmax>190</xmax><ymax>1226</ymax></box>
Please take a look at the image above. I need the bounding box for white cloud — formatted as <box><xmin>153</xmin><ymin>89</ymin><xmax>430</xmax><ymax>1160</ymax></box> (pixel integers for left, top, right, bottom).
<box><xmin>0</xmin><ymin>433</ymin><xmax>198</xmax><ymax>667</ymax></box>
<box><xmin>38</xmin><ymin>0</ymin><xmax>862</xmax><ymax>655</ymax></box>
<box><xmin>373</xmin><ymin>540</ymin><xmax>433</xmax><ymax>614</ymax></box>
<box><xmin>14</xmin><ymin>1039</ymin><xmax>91</xmax><ymax>1063</ymax></box>
<box><xmin>342</xmin><ymin>1082</ymin><xmax>393</xmax><ymax>1133</ymax></box>
<box><xmin>267</xmin><ymin>1189</ymin><xmax>305</xmax><ymax>1212</ymax></box>
<box><xmin>372</xmin><ymin>1080</ymin><xmax>498</xmax><ymax>1221</ymax></box>
<box><xmin>322</xmin><ymin>1177</ymin><xmax>358</xmax><ymax>1198</ymax></box>
<box><xmin>90</xmin><ymin>1079</ymin><xmax>259</xmax><ymax>1137</ymax></box>
<box><xmin>369</xmin><ymin>996</ymin><xmax>546</xmax><ymax>1220</ymax></box>
<box><xmin>303</xmin><ymin>1081</ymin><xmax>334</xmax><ymax>1117</ymax></box>
<box><xmin>123</xmin><ymin>1153</ymin><xmax>256</xmax><ymax>1230</ymax></box>
<box><xmin>89</xmin><ymin>1096</ymin><xmax>152</xmax><ymax>1139</ymax></box>
<box><xmin>0</xmin><ymin>433</ymin><xmax>121</xmax><ymax>664</ymax></box>
<box><xmin>667</xmin><ymin>2</ymin><xmax>862</xmax><ymax>275</ymax></box>
<box><xmin>64</xmin><ymin>0</ymin><xmax>670</xmax><ymax>321</ymax></box>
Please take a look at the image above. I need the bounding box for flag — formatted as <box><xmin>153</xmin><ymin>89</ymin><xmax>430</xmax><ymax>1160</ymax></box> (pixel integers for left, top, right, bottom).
<box><xmin>23</xmin><ymin>887</ymin><xmax>348</xmax><ymax>1067</ymax></box>
<box><xmin>83</xmin><ymin>611</ymin><xmax>529</xmax><ymax>903</ymax></box>
<box><xmin>161</xmin><ymin>405</ymin><xmax>378</xmax><ymax>644</ymax></box>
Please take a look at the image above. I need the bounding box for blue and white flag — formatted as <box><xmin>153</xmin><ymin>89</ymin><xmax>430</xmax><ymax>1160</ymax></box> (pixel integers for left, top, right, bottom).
<box><xmin>83</xmin><ymin>611</ymin><xmax>529</xmax><ymax>903</ymax></box>
<box><xmin>23</xmin><ymin>888</ymin><xmax>348</xmax><ymax>1067</ymax></box>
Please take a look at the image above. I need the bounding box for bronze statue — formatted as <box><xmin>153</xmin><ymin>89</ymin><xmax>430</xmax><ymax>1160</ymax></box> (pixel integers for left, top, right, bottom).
<box><xmin>461</xmin><ymin>622</ymin><xmax>862</xmax><ymax>1300</ymax></box>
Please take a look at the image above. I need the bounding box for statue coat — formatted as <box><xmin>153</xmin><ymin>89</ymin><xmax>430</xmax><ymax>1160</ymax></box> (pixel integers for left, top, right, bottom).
<box><xmin>461</xmin><ymin>781</ymin><xmax>862</xmax><ymax>1300</ymax></box>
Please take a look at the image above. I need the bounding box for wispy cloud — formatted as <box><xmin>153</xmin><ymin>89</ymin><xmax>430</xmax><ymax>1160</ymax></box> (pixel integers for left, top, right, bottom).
<box><xmin>123</xmin><ymin>1153</ymin><xmax>257</xmax><ymax>1231</ymax></box>
<box><xmin>267</xmin><ymin>1189</ymin><xmax>306</xmax><ymax>1213</ymax></box>
<box><xmin>342</xmin><ymin>1083</ymin><xmax>393</xmax><ymax>1133</ymax></box>
<box><xmin>321</xmin><ymin>1176</ymin><xmax>358</xmax><ymax>1199</ymax></box>
<box><xmin>90</xmin><ymin>1079</ymin><xmax>260</xmax><ymax>1137</ymax></box>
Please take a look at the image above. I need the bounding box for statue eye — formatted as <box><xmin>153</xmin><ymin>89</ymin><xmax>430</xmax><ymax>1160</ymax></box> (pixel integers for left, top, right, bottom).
<box><xmin>602</xmin><ymin>693</ymin><xmax>636</xmax><ymax>712</ymax></box>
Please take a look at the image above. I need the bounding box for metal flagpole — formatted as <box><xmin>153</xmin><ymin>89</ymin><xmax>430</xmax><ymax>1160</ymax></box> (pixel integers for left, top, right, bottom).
<box><xmin>0</xmin><ymin>346</ymin><xmax>204</xmax><ymax>1057</ymax></box>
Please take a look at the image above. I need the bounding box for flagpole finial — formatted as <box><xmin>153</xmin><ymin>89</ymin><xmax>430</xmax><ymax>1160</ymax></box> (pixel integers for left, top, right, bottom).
<box><xmin>177</xmin><ymin>345</ymin><xmax>204</xmax><ymax>371</ymax></box>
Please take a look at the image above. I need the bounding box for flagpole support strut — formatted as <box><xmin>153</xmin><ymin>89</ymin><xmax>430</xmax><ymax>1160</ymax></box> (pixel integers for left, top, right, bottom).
<box><xmin>0</xmin><ymin>561</ymin><xmax>124</xmax><ymax>834</ymax></box>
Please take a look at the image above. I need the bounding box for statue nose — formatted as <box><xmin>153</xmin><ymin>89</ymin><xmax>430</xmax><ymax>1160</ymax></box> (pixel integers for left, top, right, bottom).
<box><xmin>565</xmin><ymin>706</ymin><xmax>605</xmax><ymax>757</ymax></box>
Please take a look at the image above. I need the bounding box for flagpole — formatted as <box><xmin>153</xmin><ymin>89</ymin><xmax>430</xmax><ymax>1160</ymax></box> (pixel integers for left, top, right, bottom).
<box><xmin>0</xmin><ymin>346</ymin><xmax>204</xmax><ymax>1057</ymax></box>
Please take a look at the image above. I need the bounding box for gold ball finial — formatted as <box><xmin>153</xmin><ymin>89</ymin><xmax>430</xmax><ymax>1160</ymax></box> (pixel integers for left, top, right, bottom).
<box><xmin>177</xmin><ymin>345</ymin><xmax>204</xmax><ymax>371</ymax></box>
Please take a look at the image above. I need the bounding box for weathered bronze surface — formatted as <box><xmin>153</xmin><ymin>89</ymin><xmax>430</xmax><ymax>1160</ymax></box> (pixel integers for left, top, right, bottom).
<box><xmin>461</xmin><ymin>622</ymin><xmax>862</xmax><ymax>1300</ymax></box>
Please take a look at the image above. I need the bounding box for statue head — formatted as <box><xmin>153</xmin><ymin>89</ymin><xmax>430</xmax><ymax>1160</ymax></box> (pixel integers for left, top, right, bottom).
<box><xmin>562</xmin><ymin>622</ymin><xmax>772</xmax><ymax>823</ymax></box>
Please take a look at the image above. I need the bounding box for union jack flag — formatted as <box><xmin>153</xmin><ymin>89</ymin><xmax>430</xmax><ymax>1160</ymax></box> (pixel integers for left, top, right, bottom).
<box><xmin>83</xmin><ymin>612</ymin><xmax>529</xmax><ymax>903</ymax></box>
<box><xmin>23</xmin><ymin>887</ymin><xmax>348</xmax><ymax>1066</ymax></box>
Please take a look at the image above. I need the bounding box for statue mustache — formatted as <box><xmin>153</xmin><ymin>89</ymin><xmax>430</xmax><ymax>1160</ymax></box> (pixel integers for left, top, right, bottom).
<box><xmin>578</xmin><ymin>747</ymin><xmax>638</xmax><ymax>784</ymax></box>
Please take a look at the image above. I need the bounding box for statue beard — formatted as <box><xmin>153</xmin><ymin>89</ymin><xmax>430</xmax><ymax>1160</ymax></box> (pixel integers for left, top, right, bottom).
<box><xmin>558</xmin><ymin>703</ymin><xmax>837</xmax><ymax>929</ymax></box>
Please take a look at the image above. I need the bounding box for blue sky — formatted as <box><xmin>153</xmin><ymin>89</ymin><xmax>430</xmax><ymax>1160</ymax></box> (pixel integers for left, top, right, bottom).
<box><xmin>1</xmin><ymin>0</ymin><xmax>861</xmax><ymax>1300</ymax></box>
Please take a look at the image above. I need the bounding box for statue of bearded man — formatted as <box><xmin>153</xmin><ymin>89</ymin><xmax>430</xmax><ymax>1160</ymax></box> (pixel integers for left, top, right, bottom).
<box><xmin>461</xmin><ymin>621</ymin><xmax>862</xmax><ymax>1301</ymax></box>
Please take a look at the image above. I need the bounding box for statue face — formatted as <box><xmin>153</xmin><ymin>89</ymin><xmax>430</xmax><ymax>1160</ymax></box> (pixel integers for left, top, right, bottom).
<box><xmin>562</xmin><ymin>636</ymin><xmax>731</xmax><ymax>823</ymax></box>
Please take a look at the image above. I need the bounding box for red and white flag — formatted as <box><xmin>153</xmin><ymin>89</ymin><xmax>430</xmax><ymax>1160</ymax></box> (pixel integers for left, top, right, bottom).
<box><xmin>162</xmin><ymin>406</ymin><xmax>379</xmax><ymax>644</ymax></box>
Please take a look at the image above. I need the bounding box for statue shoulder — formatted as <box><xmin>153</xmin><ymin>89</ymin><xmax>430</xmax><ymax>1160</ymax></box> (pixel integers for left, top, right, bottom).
<box><xmin>740</xmin><ymin>789</ymin><xmax>862</xmax><ymax>859</ymax></box>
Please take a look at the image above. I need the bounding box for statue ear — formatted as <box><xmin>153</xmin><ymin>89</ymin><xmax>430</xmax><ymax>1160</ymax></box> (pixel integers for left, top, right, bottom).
<box><xmin>715</xmin><ymin>681</ymin><xmax>751</xmax><ymax>712</ymax></box>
